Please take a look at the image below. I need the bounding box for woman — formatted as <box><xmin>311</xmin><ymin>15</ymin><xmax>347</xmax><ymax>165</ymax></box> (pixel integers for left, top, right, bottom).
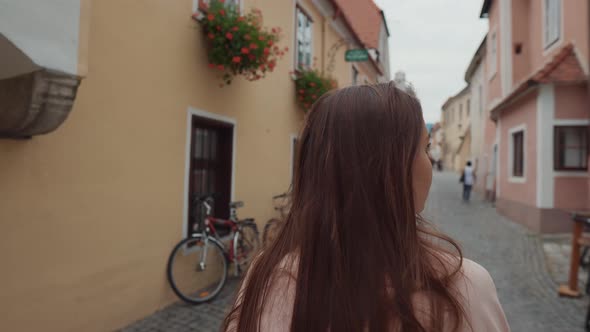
<box><xmin>223</xmin><ymin>83</ymin><xmax>510</xmax><ymax>332</ymax></box>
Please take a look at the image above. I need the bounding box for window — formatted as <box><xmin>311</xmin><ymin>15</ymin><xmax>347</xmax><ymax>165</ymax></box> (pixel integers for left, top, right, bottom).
<box><xmin>296</xmin><ymin>7</ymin><xmax>313</xmax><ymax>68</ymax></box>
<box><xmin>512</xmin><ymin>131</ymin><xmax>524</xmax><ymax>177</ymax></box>
<box><xmin>544</xmin><ymin>0</ymin><xmax>561</xmax><ymax>48</ymax></box>
<box><xmin>352</xmin><ymin>66</ymin><xmax>359</xmax><ymax>85</ymax></box>
<box><xmin>554</xmin><ymin>126</ymin><xmax>588</xmax><ymax>170</ymax></box>
<box><xmin>489</xmin><ymin>31</ymin><xmax>497</xmax><ymax>76</ymax></box>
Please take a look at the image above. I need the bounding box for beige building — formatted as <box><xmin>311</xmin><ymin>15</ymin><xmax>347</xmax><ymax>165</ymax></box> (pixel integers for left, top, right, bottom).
<box><xmin>441</xmin><ymin>86</ymin><xmax>471</xmax><ymax>172</ymax></box>
<box><xmin>0</xmin><ymin>0</ymin><xmax>390</xmax><ymax>331</ymax></box>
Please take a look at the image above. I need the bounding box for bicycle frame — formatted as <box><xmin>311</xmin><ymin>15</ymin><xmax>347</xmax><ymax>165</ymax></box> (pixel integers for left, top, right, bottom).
<box><xmin>197</xmin><ymin>200</ymin><xmax>251</xmax><ymax>268</ymax></box>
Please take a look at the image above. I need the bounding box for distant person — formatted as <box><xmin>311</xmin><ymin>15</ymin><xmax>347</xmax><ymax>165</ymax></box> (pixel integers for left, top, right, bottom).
<box><xmin>460</xmin><ymin>161</ymin><xmax>475</xmax><ymax>202</ymax></box>
<box><xmin>429</xmin><ymin>143</ymin><xmax>442</xmax><ymax>172</ymax></box>
<box><xmin>223</xmin><ymin>83</ymin><xmax>509</xmax><ymax>332</ymax></box>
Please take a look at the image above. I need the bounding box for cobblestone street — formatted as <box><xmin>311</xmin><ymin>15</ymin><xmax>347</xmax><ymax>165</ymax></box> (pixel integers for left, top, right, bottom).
<box><xmin>425</xmin><ymin>172</ymin><xmax>587</xmax><ymax>331</ymax></box>
<box><xmin>122</xmin><ymin>172</ymin><xmax>588</xmax><ymax>331</ymax></box>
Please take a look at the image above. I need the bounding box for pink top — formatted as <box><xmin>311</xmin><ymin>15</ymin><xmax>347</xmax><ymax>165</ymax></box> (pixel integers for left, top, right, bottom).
<box><xmin>236</xmin><ymin>258</ymin><xmax>511</xmax><ymax>332</ymax></box>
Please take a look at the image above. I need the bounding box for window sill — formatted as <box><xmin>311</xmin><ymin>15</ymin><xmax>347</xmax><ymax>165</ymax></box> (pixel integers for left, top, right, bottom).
<box><xmin>508</xmin><ymin>176</ymin><xmax>526</xmax><ymax>184</ymax></box>
<box><xmin>554</xmin><ymin>170</ymin><xmax>589</xmax><ymax>177</ymax></box>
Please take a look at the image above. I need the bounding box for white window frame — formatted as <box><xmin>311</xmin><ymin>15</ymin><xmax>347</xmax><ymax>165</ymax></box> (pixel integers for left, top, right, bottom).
<box><xmin>193</xmin><ymin>0</ymin><xmax>242</xmax><ymax>13</ymax></box>
<box><xmin>553</xmin><ymin>124</ymin><xmax>589</xmax><ymax>171</ymax></box>
<box><xmin>508</xmin><ymin>124</ymin><xmax>527</xmax><ymax>183</ymax></box>
<box><xmin>295</xmin><ymin>5</ymin><xmax>314</xmax><ymax>69</ymax></box>
<box><xmin>352</xmin><ymin>65</ymin><xmax>359</xmax><ymax>85</ymax></box>
<box><xmin>488</xmin><ymin>29</ymin><xmax>498</xmax><ymax>80</ymax></box>
<box><xmin>543</xmin><ymin>0</ymin><xmax>562</xmax><ymax>51</ymax></box>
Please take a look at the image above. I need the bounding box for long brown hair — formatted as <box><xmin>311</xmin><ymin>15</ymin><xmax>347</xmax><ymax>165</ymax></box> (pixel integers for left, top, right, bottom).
<box><xmin>223</xmin><ymin>82</ymin><xmax>467</xmax><ymax>332</ymax></box>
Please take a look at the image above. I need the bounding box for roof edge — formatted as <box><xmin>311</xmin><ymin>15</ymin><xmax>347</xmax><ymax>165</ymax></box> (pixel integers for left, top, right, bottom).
<box><xmin>380</xmin><ymin>10</ymin><xmax>390</xmax><ymax>37</ymax></box>
<box><xmin>328</xmin><ymin>0</ymin><xmax>384</xmax><ymax>75</ymax></box>
<box><xmin>442</xmin><ymin>85</ymin><xmax>470</xmax><ymax>110</ymax></box>
<box><xmin>480</xmin><ymin>0</ymin><xmax>492</xmax><ymax>18</ymax></box>
<box><xmin>465</xmin><ymin>35</ymin><xmax>488</xmax><ymax>82</ymax></box>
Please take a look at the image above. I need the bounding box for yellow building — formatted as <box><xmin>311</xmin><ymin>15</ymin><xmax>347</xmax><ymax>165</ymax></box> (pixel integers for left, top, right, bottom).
<box><xmin>0</xmin><ymin>0</ymin><xmax>390</xmax><ymax>330</ymax></box>
<box><xmin>441</xmin><ymin>86</ymin><xmax>472</xmax><ymax>172</ymax></box>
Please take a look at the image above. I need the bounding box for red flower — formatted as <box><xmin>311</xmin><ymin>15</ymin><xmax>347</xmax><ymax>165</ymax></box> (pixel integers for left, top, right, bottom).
<box><xmin>245</xmin><ymin>34</ymin><xmax>251</xmax><ymax>40</ymax></box>
<box><xmin>216</xmin><ymin>25</ymin><xmax>222</xmax><ymax>31</ymax></box>
<box><xmin>273</xmin><ymin>46</ymin><xmax>279</xmax><ymax>52</ymax></box>
<box><xmin>241</xmin><ymin>47</ymin><xmax>250</xmax><ymax>54</ymax></box>
<box><xmin>237</xmin><ymin>16</ymin><xmax>245</xmax><ymax>22</ymax></box>
<box><xmin>208</xmin><ymin>32</ymin><xmax>215</xmax><ymax>40</ymax></box>
<box><xmin>263</xmin><ymin>47</ymin><xmax>270</xmax><ymax>55</ymax></box>
<box><xmin>258</xmin><ymin>36</ymin><xmax>265</xmax><ymax>41</ymax></box>
<box><xmin>217</xmin><ymin>64</ymin><xmax>225</xmax><ymax>71</ymax></box>
<box><xmin>268</xmin><ymin>40</ymin><xmax>274</xmax><ymax>47</ymax></box>
<box><xmin>232</xmin><ymin>56</ymin><xmax>242</xmax><ymax>63</ymax></box>
<box><xmin>248</xmin><ymin>54</ymin><xmax>256</xmax><ymax>60</ymax></box>
<box><xmin>208</xmin><ymin>63</ymin><xmax>216</xmax><ymax>68</ymax></box>
<box><xmin>304</xmin><ymin>103</ymin><xmax>310</xmax><ymax>108</ymax></box>
<box><xmin>298</xmin><ymin>89</ymin><xmax>304</xmax><ymax>94</ymax></box>
<box><xmin>220</xmin><ymin>9</ymin><xmax>226</xmax><ymax>16</ymax></box>
<box><xmin>207</xmin><ymin>14</ymin><xmax>215</xmax><ymax>21</ymax></box>
<box><xmin>298</xmin><ymin>96</ymin><xmax>304</xmax><ymax>101</ymax></box>
<box><xmin>284</xmin><ymin>47</ymin><xmax>289</xmax><ymax>51</ymax></box>
<box><xmin>268</xmin><ymin>60</ymin><xmax>276</xmax><ymax>70</ymax></box>
<box><xmin>219</xmin><ymin>0</ymin><xmax>225</xmax><ymax>3</ymax></box>
<box><xmin>310</xmin><ymin>82</ymin><xmax>316</xmax><ymax>87</ymax></box>
<box><xmin>259</xmin><ymin>64</ymin><xmax>266</xmax><ymax>70</ymax></box>
<box><xmin>249</xmin><ymin>43</ymin><xmax>258</xmax><ymax>49</ymax></box>
<box><xmin>225</xmin><ymin>32</ymin><xmax>233</xmax><ymax>40</ymax></box>
<box><xmin>232</xmin><ymin>26</ymin><xmax>239</xmax><ymax>32</ymax></box>
<box><xmin>312</xmin><ymin>94</ymin><xmax>317</xmax><ymax>99</ymax></box>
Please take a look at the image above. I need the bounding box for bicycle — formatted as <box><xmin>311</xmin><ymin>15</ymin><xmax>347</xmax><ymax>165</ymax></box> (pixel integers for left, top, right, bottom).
<box><xmin>166</xmin><ymin>194</ymin><xmax>260</xmax><ymax>304</ymax></box>
<box><xmin>262</xmin><ymin>193</ymin><xmax>289</xmax><ymax>247</ymax></box>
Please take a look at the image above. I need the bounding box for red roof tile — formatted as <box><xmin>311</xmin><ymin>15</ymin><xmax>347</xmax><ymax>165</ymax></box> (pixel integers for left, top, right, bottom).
<box><xmin>490</xmin><ymin>43</ymin><xmax>587</xmax><ymax>120</ymax></box>
<box><xmin>332</xmin><ymin>0</ymin><xmax>383</xmax><ymax>49</ymax></box>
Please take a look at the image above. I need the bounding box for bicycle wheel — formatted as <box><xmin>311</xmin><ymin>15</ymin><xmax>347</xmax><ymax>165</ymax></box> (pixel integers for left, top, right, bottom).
<box><xmin>235</xmin><ymin>223</ymin><xmax>260</xmax><ymax>273</ymax></box>
<box><xmin>166</xmin><ymin>234</ymin><xmax>228</xmax><ymax>304</ymax></box>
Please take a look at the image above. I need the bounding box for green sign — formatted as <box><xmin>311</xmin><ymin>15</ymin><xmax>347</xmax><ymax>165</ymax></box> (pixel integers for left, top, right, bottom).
<box><xmin>345</xmin><ymin>49</ymin><xmax>369</xmax><ymax>62</ymax></box>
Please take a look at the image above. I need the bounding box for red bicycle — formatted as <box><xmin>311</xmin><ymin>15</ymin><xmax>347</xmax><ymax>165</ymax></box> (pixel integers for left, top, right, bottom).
<box><xmin>166</xmin><ymin>194</ymin><xmax>260</xmax><ymax>304</ymax></box>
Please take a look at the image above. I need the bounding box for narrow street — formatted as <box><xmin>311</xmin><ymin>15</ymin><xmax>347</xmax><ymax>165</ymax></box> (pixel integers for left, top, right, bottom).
<box><xmin>123</xmin><ymin>172</ymin><xmax>588</xmax><ymax>332</ymax></box>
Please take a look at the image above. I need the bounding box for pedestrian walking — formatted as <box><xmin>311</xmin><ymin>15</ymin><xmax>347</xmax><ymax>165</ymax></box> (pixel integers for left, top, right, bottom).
<box><xmin>222</xmin><ymin>83</ymin><xmax>509</xmax><ymax>332</ymax></box>
<box><xmin>460</xmin><ymin>161</ymin><xmax>475</xmax><ymax>202</ymax></box>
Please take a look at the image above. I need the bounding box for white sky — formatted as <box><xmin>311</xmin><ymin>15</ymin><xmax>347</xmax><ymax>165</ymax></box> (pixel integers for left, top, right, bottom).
<box><xmin>373</xmin><ymin>0</ymin><xmax>488</xmax><ymax>124</ymax></box>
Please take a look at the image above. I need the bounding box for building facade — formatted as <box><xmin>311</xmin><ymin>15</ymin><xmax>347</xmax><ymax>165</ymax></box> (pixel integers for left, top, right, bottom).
<box><xmin>464</xmin><ymin>36</ymin><xmax>496</xmax><ymax>196</ymax></box>
<box><xmin>441</xmin><ymin>86</ymin><xmax>471</xmax><ymax>172</ymax></box>
<box><xmin>0</xmin><ymin>0</ymin><xmax>390</xmax><ymax>331</ymax></box>
<box><xmin>480</xmin><ymin>0</ymin><xmax>589</xmax><ymax>232</ymax></box>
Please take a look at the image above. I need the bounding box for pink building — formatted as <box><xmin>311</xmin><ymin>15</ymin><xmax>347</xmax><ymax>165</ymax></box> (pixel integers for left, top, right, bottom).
<box><xmin>480</xmin><ymin>0</ymin><xmax>589</xmax><ymax>233</ymax></box>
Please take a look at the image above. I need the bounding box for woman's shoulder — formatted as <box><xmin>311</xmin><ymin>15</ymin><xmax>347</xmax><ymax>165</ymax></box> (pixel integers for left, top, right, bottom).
<box><xmin>459</xmin><ymin>259</ymin><xmax>494</xmax><ymax>288</ymax></box>
<box><xmin>454</xmin><ymin>259</ymin><xmax>511</xmax><ymax>332</ymax></box>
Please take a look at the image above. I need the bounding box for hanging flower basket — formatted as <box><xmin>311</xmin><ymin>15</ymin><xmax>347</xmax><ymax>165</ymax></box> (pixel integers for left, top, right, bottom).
<box><xmin>193</xmin><ymin>0</ymin><xmax>288</xmax><ymax>86</ymax></box>
<box><xmin>293</xmin><ymin>67</ymin><xmax>337</xmax><ymax>111</ymax></box>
